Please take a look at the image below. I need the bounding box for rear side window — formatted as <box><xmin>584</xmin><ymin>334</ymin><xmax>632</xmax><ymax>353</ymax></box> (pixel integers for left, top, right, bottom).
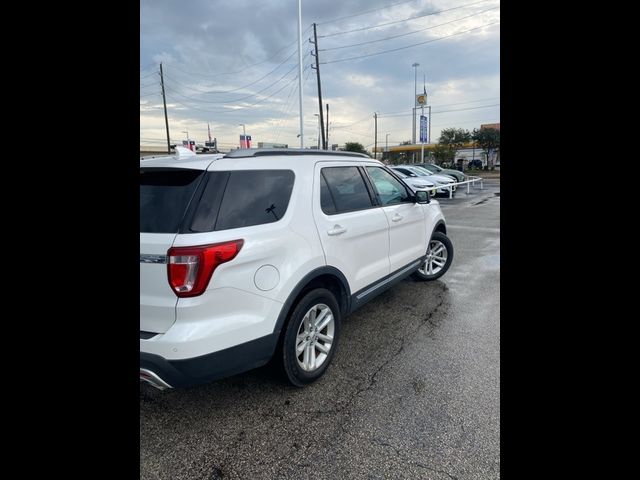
<box><xmin>140</xmin><ymin>168</ymin><xmax>204</xmax><ymax>233</ymax></box>
<box><xmin>215</xmin><ymin>170</ymin><xmax>295</xmax><ymax>231</ymax></box>
<box><xmin>321</xmin><ymin>166</ymin><xmax>374</xmax><ymax>214</ymax></box>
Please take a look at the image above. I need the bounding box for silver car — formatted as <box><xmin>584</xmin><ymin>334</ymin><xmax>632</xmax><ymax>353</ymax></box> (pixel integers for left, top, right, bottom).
<box><xmin>392</xmin><ymin>165</ymin><xmax>457</xmax><ymax>195</ymax></box>
<box><xmin>389</xmin><ymin>168</ymin><xmax>437</xmax><ymax>196</ymax></box>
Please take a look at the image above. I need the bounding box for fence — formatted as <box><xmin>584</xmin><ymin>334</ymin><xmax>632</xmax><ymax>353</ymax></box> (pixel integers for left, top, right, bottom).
<box><xmin>441</xmin><ymin>176</ymin><xmax>484</xmax><ymax>199</ymax></box>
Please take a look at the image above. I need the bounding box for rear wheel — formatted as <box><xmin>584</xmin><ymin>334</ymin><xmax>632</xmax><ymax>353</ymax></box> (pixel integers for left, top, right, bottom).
<box><xmin>412</xmin><ymin>231</ymin><xmax>454</xmax><ymax>281</ymax></box>
<box><xmin>281</xmin><ymin>288</ymin><xmax>341</xmax><ymax>387</ymax></box>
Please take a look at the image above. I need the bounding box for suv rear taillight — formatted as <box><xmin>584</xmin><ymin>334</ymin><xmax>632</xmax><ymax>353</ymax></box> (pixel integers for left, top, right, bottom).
<box><xmin>167</xmin><ymin>240</ymin><xmax>244</xmax><ymax>297</ymax></box>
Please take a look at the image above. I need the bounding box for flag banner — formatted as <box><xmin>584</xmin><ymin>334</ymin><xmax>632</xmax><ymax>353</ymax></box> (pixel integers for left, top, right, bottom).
<box><xmin>240</xmin><ymin>134</ymin><xmax>252</xmax><ymax>148</ymax></box>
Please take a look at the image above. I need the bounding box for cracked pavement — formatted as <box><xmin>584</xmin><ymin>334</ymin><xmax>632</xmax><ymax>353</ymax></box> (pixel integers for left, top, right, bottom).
<box><xmin>140</xmin><ymin>180</ymin><xmax>500</xmax><ymax>480</ymax></box>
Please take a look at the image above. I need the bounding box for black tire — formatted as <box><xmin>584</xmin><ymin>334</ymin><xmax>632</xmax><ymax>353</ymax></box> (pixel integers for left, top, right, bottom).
<box><xmin>412</xmin><ymin>231</ymin><xmax>454</xmax><ymax>281</ymax></box>
<box><xmin>281</xmin><ymin>288</ymin><xmax>341</xmax><ymax>387</ymax></box>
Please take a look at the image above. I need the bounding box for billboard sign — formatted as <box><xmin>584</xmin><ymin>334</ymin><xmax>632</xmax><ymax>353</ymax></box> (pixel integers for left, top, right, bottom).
<box><xmin>419</xmin><ymin>115</ymin><xmax>428</xmax><ymax>143</ymax></box>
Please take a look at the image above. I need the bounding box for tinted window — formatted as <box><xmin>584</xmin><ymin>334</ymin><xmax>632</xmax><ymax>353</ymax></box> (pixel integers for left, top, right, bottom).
<box><xmin>140</xmin><ymin>168</ymin><xmax>204</xmax><ymax>233</ymax></box>
<box><xmin>215</xmin><ymin>170</ymin><xmax>295</xmax><ymax>230</ymax></box>
<box><xmin>188</xmin><ymin>172</ymin><xmax>230</xmax><ymax>232</ymax></box>
<box><xmin>320</xmin><ymin>174</ymin><xmax>337</xmax><ymax>214</ymax></box>
<box><xmin>365</xmin><ymin>167</ymin><xmax>411</xmax><ymax>206</ymax></box>
<box><xmin>321</xmin><ymin>167</ymin><xmax>374</xmax><ymax>214</ymax></box>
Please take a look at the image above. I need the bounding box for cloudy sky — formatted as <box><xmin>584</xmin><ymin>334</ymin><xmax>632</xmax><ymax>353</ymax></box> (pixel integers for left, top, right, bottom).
<box><xmin>140</xmin><ymin>0</ymin><xmax>499</xmax><ymax>151</ymax></box>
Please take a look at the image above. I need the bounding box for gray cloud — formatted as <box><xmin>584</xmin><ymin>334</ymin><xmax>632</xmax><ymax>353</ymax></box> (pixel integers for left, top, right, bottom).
<box><xmin>140</xmin><ymin>0</ymin><xmax>499</xmax><ymax>150</ymax></box>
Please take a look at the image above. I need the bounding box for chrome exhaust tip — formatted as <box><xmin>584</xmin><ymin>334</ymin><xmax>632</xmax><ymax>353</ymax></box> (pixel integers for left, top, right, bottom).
<box><xmin>140</xmin><ymin>368</ymin><xmax>172</xmax><ymax>390</ymax></box>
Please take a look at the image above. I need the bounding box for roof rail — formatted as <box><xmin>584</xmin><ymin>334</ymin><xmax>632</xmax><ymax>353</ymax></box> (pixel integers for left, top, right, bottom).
<box><xmin>223</xmin><ymin>148</ymin><xmax>371</xmax><ymax>159</ymax></box>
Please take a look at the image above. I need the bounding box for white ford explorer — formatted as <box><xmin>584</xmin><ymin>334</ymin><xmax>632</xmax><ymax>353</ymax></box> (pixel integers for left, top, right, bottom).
<box><xmin>140</xmin><ymin>148</ymin><xmax>453</xmax><ymax>389</ymax></box>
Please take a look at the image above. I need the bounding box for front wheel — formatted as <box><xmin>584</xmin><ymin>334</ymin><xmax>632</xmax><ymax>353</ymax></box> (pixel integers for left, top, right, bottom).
<box><xmin>281</xmin><ymin>288</ymin><xmax>341</xmax><ymax>387</ymax></box>
<box><xmin>412</xmin><ymin>231</ymin><xmax>454</xmax><ymax>281</ymax></box>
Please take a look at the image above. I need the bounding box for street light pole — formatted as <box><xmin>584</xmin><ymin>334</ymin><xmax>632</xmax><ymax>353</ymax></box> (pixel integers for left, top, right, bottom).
<box><xmin>385</xmin><ymin>133</ymin><xmax>390</xmax><ymax>162</ymax></box>
<box><xmin>314</xmin><ymin>114</ymin><xmax>320</xmax><ymax>149</ymax></box>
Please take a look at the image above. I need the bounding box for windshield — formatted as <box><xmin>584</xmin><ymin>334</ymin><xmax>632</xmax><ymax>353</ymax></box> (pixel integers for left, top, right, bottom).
<box><xmin>391</xmin><ymin>169</ymin><xmax>407</xmax><ymax>178</ymax></box>
<box><xmin>410</xmin><ymin>166</ymin><xmax>433</xmax><ymax>176</ymax></box>
<box><xmin>428</xmin><ymin>164</ymin><xmax>443</xmax><ymax>172</ymax></box>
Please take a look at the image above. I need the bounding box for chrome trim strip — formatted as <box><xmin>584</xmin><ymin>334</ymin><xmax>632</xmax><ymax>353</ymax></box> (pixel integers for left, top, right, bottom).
<box><xmin>356</xmin><ymin>260</ymin><xmax>422</xmax><ymax>300</ymax></box>
<box><xmin>140</xmin><ymin>368</ymin><xmax>173</xmax><ymax>390</ymax></box>
<box><xmin>140</xmin><ymin>254</ymin><xmax>167</xmax><ymax>264</ymax></box>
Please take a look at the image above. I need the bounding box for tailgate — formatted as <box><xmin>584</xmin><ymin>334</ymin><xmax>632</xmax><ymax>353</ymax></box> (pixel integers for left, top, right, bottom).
<box><xmin>140</xmin><ymin>233</ymin><xmax>177</xmax><ymax>333</ymax></box>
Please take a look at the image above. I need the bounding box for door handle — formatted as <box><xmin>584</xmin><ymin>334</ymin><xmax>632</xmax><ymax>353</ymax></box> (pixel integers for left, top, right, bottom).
<box><xmin>327</xmin><ymin>225</ymin><xmax>347</xmax><ymax>236</ymax></box>
<box><xmin>391</xmin><ymin>213</ymin><xmax>403</xmax><ymax>222</ymax></box>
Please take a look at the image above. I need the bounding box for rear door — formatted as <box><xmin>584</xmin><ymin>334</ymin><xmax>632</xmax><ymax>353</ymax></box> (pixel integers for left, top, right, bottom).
<box><xmin>140</xmin><ymin>168</ymin><xmax>205</xmax><ymax>333</ymax></box>
<box><xmin>312</xmin><ymin>163</ymin><xmax>390</xmax><ymax>294</ymax></box>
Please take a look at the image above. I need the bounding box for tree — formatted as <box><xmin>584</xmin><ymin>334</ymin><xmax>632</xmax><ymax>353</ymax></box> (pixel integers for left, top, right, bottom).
<box><xmin>343</xmin><ymin>142</ymin><xmax>369</xmax><ymax>155</ymax></box>
<box><xmin>431</xmin><ymin>144</ymin><xmax>450</xmax><ymax>164</ymax></box>
<box><xmin>437</xmin><ymin>128</ymin><xmax>471</xmax><ymax>164</ymax></box>
<box><xmin>472</xmin><ymin>128</ymin><xmax>500</xmax><ymax>170</ymax></box>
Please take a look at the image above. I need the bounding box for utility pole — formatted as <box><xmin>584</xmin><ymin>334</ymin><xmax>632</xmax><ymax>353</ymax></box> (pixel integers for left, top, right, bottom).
<box><xmin>160</xmin><ymin>62</ymin><xmax>171</xmax><ymax>154</ymax></box>
<box><xmin>385</xmin><ymin>133</ymin><xmax>390</xmax><ymax>162</ymax></box>
<box><xmin>311</xmin><ymin>23</ymin><xmax>326</xmax><ymax>149</ymax></box>
<box><xmin>373</xmin><ymin>113</ymin><xmax>378</xmax><ymax>160</ymax></box>
<box><xmin>297</xmin><ymin>0</ymin><xmax>304</xmax><ymax>148</ymax></box>
<box><xmin>326</xmin><ymin>103</ymin><xmax>329</xmax><ymax>149</ymax></box>
<box><xmin>428</xmin><ymin>105</ymin><xmax>432</xmax><ymax>148</ymax></box>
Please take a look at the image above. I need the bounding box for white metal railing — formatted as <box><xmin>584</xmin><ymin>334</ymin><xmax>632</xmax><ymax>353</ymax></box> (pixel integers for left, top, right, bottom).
<box><xmin>440</xmin><ymin>176</ymin><xmax>484</xmax><ymax>198</ymax></box>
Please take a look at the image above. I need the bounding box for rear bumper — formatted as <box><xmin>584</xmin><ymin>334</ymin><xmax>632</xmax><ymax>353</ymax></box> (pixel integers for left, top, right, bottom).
<box><xmin>140</xmin><ymin>333</ymin><xmax>278</xmax><ymax>388</ymax></box>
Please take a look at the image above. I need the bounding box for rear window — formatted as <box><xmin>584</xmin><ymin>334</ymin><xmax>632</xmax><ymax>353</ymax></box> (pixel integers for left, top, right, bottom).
<box><xmin>140</xmin><ymin>168</ymin><xmax>204</xmax><ymax>233</ymax></box>
<box><xmin>188</xmin><ymin>169</ymin><xmax>295</xmax><ymax>232</ymax></box>
<box><xmin>215</xmin><ymin>170</ymin><xmax>295</xmax><ymax>230</ymax></box>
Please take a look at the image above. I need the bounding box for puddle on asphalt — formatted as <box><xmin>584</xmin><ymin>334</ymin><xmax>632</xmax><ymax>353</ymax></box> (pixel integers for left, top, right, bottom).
<box><xmin>480</xmin><ymin>254</ymin><xmax>500</xmax><ymax>269</ymax></box>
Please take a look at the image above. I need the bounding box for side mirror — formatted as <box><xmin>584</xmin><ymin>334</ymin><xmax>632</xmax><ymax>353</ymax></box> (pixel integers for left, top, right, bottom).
<box><xmin>415</xmin><ymin>190</ymin><xmax>430</xmax><ymax>204</ymax></box>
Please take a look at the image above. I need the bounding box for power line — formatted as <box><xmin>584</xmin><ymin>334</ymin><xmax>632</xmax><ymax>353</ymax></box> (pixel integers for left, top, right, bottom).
<box><xmin>163</xmin><ymin>48</ymin><xmax>306</xmax><ymax>95</ymax></box>
<box><xmin>162</xmin><ymin>24</ymin><xmax>313</xmax><ymax>79</ymax></box>
<box><xmin>380</xmin><ymin>103</ymin><xmax>500</xmax><ymax>117</ymax></box>
<box><xmin>163</xmin><ymin>61</ymin><xmax>302</xmax><ymax>105</ymax></box>
<box><xmin>321</xmin><ymin>21</ymin><xmax>500</xmax><ymax>64</ymax></box>
<box><xmin>317</xmin><ymin>0</ymin><xmax>418</xmax><ymax>26</ymax></box>
<box><xmin>139</xmin><ymin>70</ymin><xmax>158</xmax><ymax>80</ymax></box>
<box><xmin>379</xmin><ymin>97</ymin><xmax>500</xmax><ymax>116</ymax></box>
<box><xmin>320</xmin><ymin>6</ymin><xmax>499</xmax><ymax>52</ymax></box>
<box><xmin>273</xmin><ymin>66</ymin><xmax>313</xmax><ymax>143</ymax></box>
<box><xmin>319</xmin><ymin>0</ymin><xmax>494</xmax><ymax>38</ymax></box>
<box><xmin>163</xmin><ymin>66</ymin><xmax>310</xmax><ymax>114</ymax></box>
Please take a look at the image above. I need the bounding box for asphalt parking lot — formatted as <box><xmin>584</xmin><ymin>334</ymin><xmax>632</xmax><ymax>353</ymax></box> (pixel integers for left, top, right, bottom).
<box><xmin>140</xmin><ymin>179</ymin><xmax>500</xmax><ymax>480</ymax></box>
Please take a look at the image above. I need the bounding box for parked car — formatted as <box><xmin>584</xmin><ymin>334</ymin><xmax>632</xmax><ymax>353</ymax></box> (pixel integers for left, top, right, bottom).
<box><xmin>140</xmin><ymin>149</ymin><xmax>453</xmax><ymax>389</ymax></box>
<box><xmin>467</xmin><ymin>159</ymin><xmax>483</xmax><ymax>169</ymax></box>
<box><xmin>391</xmin><ymin>165</ymin><xmax>457</xmax><ymax>196</ymax></box>
<box><xmin>417</xmin><ymin>163</ymin><xmax>466</xmax><ymax>182</ymax></box>
<box><xmin>390</xmin><ymin>169</ymin><xmax>437</xmax><ymax>196</ymax></box>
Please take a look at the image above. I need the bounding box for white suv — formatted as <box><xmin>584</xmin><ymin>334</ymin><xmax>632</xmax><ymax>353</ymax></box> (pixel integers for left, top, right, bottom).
<box><xmin>140</xmin><ymin>149</ymin><xmax>453</xmax><ymax>389</ymax></box>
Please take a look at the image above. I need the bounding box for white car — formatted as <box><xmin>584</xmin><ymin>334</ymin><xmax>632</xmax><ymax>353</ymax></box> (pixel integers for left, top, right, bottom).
<box><xmin>389</xmin><ymin>168</ymin><xmax>437</xmax><ymax>196</ymax></box>
<box><xmin>140</xmin><ymin>148</ymin><xmax>453</xmax><ymax>389</ymax></box>
<box><xmin>391</xmin><ymin>165</ymin><xmax>457</xmax><ymax>195</ymax></box>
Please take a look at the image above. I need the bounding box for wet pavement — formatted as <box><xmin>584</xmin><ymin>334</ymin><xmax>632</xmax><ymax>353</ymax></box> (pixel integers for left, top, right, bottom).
<box><xmin>140</xmin><ymin>180</ymin><xmax>500</xmax><ymax>480</ymax></box>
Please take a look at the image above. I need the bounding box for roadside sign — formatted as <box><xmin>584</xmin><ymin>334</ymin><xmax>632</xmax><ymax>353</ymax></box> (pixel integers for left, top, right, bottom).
<box><xmin>420</xmin><ymin>115</ymin><xmax>428</xmax><ymax>143</ymax></box>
